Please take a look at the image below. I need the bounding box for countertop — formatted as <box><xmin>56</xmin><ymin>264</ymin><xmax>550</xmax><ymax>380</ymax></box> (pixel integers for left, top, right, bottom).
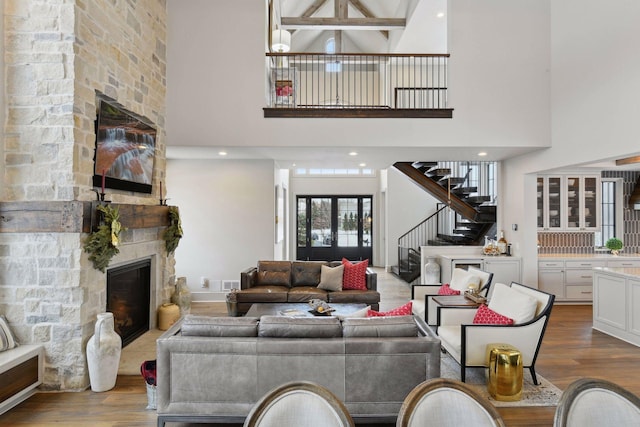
<box><xmin>538</xmin><ymin>253</ymin><xmax>640</xmax><ymax>259</ymax></box>
<box><xmin>593</xmin><ymin>267</ymin><xmax>640</xmax><ymax>279</ymax></box>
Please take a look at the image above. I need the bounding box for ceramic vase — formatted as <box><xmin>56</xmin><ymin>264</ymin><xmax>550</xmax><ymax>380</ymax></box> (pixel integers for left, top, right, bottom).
<box><xmin>87</xmin><ymin>312</ymin><xmax>122</xmax><ymax>392</ymax></box>
<box><xmin>171</xmin><ymin>276</ymin><xmax>192</xmax><ymax>316</ymax></box>
<box><xmin>424</xmin><ymin>257</ymin><xmax>441</xmax><ymax>284</ymax></box>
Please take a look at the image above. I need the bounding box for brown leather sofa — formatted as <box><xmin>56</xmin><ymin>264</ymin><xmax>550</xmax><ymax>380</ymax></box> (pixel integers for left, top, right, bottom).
<box><xmin>238</xmin><ymin>260</ymin><xmax>379</xmax><ymax>314</ymax></box>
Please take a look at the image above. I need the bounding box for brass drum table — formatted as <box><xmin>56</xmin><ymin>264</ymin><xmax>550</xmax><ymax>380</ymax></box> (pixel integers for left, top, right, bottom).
<box><xmin>486</xmin><ymin>343</ymin><xmax>523</xmax><ymax>401</ymax></box>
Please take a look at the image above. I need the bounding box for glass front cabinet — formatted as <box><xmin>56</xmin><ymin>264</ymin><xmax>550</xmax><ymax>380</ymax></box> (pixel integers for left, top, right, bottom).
<box><xmin>537</xmin><ymin>175</ymin><xmax>600</xmax><ymax>231</ymax></box>
<box><xmin>537</xmin><ymin>176</ymin><xmax>563</xmax><ymax>231</ymax></box>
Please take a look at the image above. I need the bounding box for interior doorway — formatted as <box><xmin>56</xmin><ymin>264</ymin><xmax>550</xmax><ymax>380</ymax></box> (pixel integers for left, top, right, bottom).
<box><xmin>296</xmin><ymin>195</ymin><xmax>373</xmax><ymax>262</ymax></box>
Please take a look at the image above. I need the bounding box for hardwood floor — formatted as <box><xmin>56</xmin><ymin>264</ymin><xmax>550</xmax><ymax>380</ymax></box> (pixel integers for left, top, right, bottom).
<box><xmin>1</xmin><ymin>274</ymin><xmax>639</xmax><ymax>426</ymax></box>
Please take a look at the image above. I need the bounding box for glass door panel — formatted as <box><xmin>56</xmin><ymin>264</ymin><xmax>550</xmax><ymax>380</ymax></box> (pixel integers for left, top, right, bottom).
<box><xmin>566</xmin><ymin>177</ymin><xmax>580</xmax><ymax>229</ymax></box>
<box><xmin>363</xmin><ymin>198</ymin><xmax>372</xmax><ymax>247</ymax></box>
<box><xmin>548</xmin><ymin>177</ymin><xmax>562</xmax><ymax>229</ymax></box>
<box><xmin>537</xmin><ymin>177</ymin><xmax>544</xmax><ymax>228</ymax></box>
<box><xmin>338</xmin><ymin>198</ymin><xmax>358</xmax><ymax>248</ymax></box>
<box><xmin>584</xmin><ymin>177</ymin><xmax>598</xmax><ymax>229</ymax></box>
<box><xmin>296</xmin><ymin>198</ymin><xmax>307</xmax><ymax>248</ymax></box>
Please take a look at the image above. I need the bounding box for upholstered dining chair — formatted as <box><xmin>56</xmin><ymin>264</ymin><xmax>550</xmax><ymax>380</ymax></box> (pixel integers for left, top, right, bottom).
<box><xmin>243</xmin><ymin>381</ymin><xmax>355</xmax><ymax>427</ymax></box>
<box><xmin>396</xmin><ymin>378</ymin><xmax>506</xmax><ymax>427</ymax></box>
<box><xmin>554</xmin><ymin>378</ymin><xmax>640</xmax><ymax>427</ymax></box>
<box><xmin>411</xmin><ymin>267</ymin><xmax>494</xmax><ymax>326</ymax></box>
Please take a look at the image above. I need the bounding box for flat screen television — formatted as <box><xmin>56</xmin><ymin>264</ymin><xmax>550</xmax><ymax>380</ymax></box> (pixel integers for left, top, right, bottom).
<box><xmin>93</xmin><ymin>94</ymin><xmax>156</xmax><ymax>194</ymax></box>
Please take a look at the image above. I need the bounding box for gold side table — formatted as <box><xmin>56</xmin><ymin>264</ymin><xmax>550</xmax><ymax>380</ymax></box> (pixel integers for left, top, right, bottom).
<box><xmin>486</xmin><ymin>343</ymin><xmax>523</xmax><ymax>401</ymax></box>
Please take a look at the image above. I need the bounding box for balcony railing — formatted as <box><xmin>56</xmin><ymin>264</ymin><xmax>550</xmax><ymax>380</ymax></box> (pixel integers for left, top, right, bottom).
<box><xmin>264</xmin><ymin>52</ymin><xmax>453</xmax><ymax>118</ymax></box>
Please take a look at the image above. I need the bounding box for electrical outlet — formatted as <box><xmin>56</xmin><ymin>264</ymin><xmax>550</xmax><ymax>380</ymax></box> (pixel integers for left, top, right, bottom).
<box><xmin>200</xmin><ymin>277</ymin><xmax>209</xmax><ymax>288</ymax></box>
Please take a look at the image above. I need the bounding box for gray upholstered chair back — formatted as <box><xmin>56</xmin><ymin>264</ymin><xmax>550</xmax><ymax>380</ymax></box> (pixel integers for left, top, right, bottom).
<box><xmin>554</xmin><ymin>378</ymin><xmax>640</xmax><ymax>427</ymax></box>
<box><xmin>396</xmin><ymin>378</ymin><xmax>506</xmax><ymax>427</ymax></box>
<box><xmin>244</xmin><ymin>381</ymin><xmax>355</xmax><ymax>427</ymax></box>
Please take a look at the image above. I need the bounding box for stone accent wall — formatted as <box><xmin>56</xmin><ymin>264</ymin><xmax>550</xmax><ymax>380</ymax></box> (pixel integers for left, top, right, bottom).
<box><xmin>0</xmin><ymin>0</ymin><xmax>170</xmax><ymax>391</ymax></box>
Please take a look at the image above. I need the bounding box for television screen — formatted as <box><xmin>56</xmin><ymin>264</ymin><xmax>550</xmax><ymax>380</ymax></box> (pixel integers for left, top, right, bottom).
<box><xmin>93</xmin><ymin>94</ymin><xmax>156</xmax><ymax>194</ymax></box>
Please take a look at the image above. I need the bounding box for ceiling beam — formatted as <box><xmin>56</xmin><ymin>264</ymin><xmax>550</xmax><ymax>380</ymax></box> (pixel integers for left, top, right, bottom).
<box><xmin>281</xmin><ymin>17</ymin><xmax>406</xmax><ymax>31</ymax></box>
<box><xmin>349</xmin><ymin>0</ymin><xmax>389</xmax><ymax>39</ymax></box>
<box><xmin>335</xmin><ymin>0</ymin><xmax>347</xmax><ymax>53</ymax></box>
<box><xmin>291</xmin><ymin>0</ymin><xmax>329</xmax><ymax>35</ymax></box>
<box><xmin>616</xmin><ymin>156</ymin><xmax>640</xmax><ymax>166</ymax></box>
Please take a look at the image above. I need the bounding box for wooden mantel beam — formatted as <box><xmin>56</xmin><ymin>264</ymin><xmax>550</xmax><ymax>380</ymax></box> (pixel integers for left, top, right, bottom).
<box><xmin>281</xmin><ymin>17</ymin><xmax>406</xmax><ymax>31</ymax></box>
<box><xmin>0</xmin><ymin>201</ymin><xmax>172</xmax><ymax>234</ymax></box>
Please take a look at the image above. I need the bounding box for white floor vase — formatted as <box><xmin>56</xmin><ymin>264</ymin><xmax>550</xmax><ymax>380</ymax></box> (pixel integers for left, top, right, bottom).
<box><xmin>87</xmin><ymin>312</ymin><xmax>122</xmax><ymax>392</ymax></box>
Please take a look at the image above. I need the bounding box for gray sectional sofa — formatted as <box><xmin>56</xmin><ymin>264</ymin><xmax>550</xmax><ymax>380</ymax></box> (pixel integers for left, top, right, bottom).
<box><xmin>156</xmin><ymin>314</ymin><xmax>441</xmax><ymax>426</ymax></box>
<box><xmin>237</xmin><ymin>260</ymin><xmax>380</xmax><ymax>314</ymax></box>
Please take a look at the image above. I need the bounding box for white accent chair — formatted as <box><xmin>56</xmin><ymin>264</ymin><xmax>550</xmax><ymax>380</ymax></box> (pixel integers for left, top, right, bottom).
<box><xmin>437</xmin><ymin>282</ymin><xmax>554</xmax><ymax>384</ymax></box>
<box><xmin>243</xmin><ymin>381</ymin><xmax>354</xmax><ymax>427</ymax></box>
<box><xmin>396</xmin><ymin>378</ymin><xmax>506</xmax><ymax>427</ymax></box>
<box><xmin>411</xmin><ymin>267</ymin><xmax>493</xmax><ymax>326</ymax></box>
<box><xmin>554</xmin><ymin>378</ymin><xmax>640</xmax><ymax>427</ymax></box>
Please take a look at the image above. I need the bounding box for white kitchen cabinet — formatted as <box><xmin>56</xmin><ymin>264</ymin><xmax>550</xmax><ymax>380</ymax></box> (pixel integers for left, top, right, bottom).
<box><xmin>537</xmin><ymin>174</ymin><xmax>600</xmax><ymax>231</ymax></box>
<box><xmin>538</xmin><ymin>262</ymin><xmax>564</xmax><ymax>298</ymax></box>
<box><xmin>593</xmin><ymin>268</ymin><xmax>640</xmax><ymax>347</ymax></box>
<box><xmin>565</xmin><ymin>176</ymin><xmax>600</xmax><ymax>231</ymax></box>
<box><xmin>438</xmin><ymin>256</ymin><xmax>522</xmax><ymax>290</ymax></box>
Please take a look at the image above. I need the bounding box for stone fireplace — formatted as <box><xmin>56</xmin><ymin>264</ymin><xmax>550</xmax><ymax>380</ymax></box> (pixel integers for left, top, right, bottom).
<box><xmin>0</xmin><ymin>0</ymin><xmax>170</xmax><ymax>391</ymax></box>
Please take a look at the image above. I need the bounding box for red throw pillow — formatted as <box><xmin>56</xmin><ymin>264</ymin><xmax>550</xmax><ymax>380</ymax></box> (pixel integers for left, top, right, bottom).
<box><xmin>342</xmin><ymin>258</ymin><xmax>369</xmax><ymax>290</ymax></box>
<box><xmin>472</xmin><ymin>304</ymin><xmax>514</xmax><ymax>325</ymax></box>
<box><xmin>437</xmin><ymin>283</ymin><xmax>461</xmax><ymax>296</ymax></box>
<box><xmin>367</xmin><ymin>301</ymin><xmax>413</xmax><ymax>317</ymax></box>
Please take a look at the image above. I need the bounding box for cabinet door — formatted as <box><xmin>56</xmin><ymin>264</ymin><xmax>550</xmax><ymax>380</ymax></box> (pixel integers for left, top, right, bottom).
<box><xmin>484</xmin><ymin>259</ymin><xmax>521</xmax><ymax>289</ymax></box>
<box><xmin>582</xmin><ymin>176</ymin><xmax>599</xmax><ymax>230</ymax></box>
<box><xmin>537</xmin><ymin>177</ymin><xmax>544</xmax><ymax>229</ymax></box>
<box><xmin>565</xmin><ymin>176</ymin><xmax>580</xmax><ymax>230</ymax></box>
<box><xmin>539</xmin><ymin>269</ymin><xmax>564</xmax><ymax>299</ymax></box>
<box><xmin>542</xmin><ymin>177</ymin><xmax>563</xmax><ymax>230</ymax></box>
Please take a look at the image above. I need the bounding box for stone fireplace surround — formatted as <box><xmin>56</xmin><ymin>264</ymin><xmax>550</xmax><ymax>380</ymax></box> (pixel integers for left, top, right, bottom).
<box><xmin>0</xmin><ymin>202</ymin><xmax>175</xmax><ymax>391</ymax></box>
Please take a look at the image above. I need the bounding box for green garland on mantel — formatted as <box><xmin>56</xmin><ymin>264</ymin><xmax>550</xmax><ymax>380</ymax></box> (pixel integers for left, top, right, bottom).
<box><xmin>163</xmin><ymin>206</ymin><xmax>183</xmax><ymax>255</ymax></box>
<box><xmin>83</xmin><ymin>204</ymin><xmax>125</xmax><ymax>272</ymax></box>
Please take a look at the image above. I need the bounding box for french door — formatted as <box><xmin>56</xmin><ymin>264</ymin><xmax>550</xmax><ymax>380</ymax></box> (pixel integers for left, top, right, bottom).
<box><xmin>296</xmin><ymin>195</ymin><xmax>373</xmax><ymax>262</ymax></box>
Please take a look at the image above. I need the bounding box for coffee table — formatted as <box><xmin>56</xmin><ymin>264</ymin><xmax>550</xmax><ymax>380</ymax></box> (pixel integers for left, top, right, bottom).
<box><xmin>245</xmin><ymin>302</ymin><xmax>368</xmax><ymax>318</ymax></box>
<box><xmin>432</xmin><ymin>295</ymin><xmax>482</xmax><ymax>329</ymax></box>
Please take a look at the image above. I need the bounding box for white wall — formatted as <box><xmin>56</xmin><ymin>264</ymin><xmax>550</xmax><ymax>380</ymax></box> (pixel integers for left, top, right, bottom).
<box><xmin>386</xmin><ymin>167</ymin><xmax>439</xmax><ymax>269</ymax></box>
<box><xmin>167</xmin><ymin>0</ymin><xmax>550</xmax><ymax>153</ymax></box>
<box><xmin>502</xmin><ymin>0</ymin><xmax>640</xmax><ymax>286</ymax></box>
<box><xmin>166</xmin><ymin>159</ymin><xmax>276</xmax><ymax>297</ymax></box>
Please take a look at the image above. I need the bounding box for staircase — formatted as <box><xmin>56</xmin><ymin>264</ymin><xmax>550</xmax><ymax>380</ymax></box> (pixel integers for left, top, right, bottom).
<box><xmin>392</xmin><ymin>161</ymin><xmax>497</xmax><ymax>283</ymax></box>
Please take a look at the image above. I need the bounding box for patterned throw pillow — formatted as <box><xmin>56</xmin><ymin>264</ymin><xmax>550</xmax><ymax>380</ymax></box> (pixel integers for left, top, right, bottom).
<box><xmin>437</xmin><ymin>283</ymin><xmax>461</xmax><ymax>296</ymax></box>
<box><xmin>367</xmin><ymin>301</ymin><xmax>413</xmax><ymax>317</ymax></box>
<box><xmin>341</xmin><ymin>258</ymin><xmax>369</xmax><ymax>290</ymax></box>
<box><xmin>0</xmin><ymin>315</ymin><xmax>19</xmax><ymax>352</ymax></box>
<box><xmin>472</xmin><ymin>304</ymin><xmax>514</xmax><ymax>325</ymax></box>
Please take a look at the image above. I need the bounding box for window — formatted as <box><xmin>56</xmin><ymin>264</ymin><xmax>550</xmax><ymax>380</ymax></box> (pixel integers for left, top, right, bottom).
<box><xmin>595</xmin><ymin>178</ymin><xmax>623</xmax><ymax>248</ymax></box>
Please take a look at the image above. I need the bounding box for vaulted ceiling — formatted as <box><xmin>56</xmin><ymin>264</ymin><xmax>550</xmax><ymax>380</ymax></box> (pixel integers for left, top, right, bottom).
<box><xmin>273</xmin><ymin>0</ymin><xmax>448</xmax><ymax>54</ymax></box>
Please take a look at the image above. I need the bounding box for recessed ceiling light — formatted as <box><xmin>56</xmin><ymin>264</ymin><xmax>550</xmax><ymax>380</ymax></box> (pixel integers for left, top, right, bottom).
<box><xmin>478</xmin><ymin>152</ymin><xmax>487</xmax><ymax>157</ymax></box>
<box><xmin>292</xmin><ymin>163</ymin><xmax>296</xmax><ymax>167</ymax></box>
<box><xmin>349</xmin><ymin>151</ymin><xmax>358</xmax><ymax>156</ymax></box>
<box><xmin>437</xmin><ymin>12</ymin><xmax>445</xmax><ymax>18</ymax></box>
<box><xmin>359</xmin><ymin>163</ymin><xmax>366</xmax><ymax>167</ymax></box>
<box><xmin>218</xmin><ymin>151</ymin><xmax>227</xmax><ymax>156</ymax></box>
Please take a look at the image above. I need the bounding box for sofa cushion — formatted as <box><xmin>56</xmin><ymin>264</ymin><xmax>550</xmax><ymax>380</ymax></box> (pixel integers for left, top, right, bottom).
<box><xmin>236</xmin><ymin>285</ymin><xmax>289</xmax><ymax>303</ymax></box>
<box><xmin>437</xmin><ymin>283</ymin><xmax>461</xmax><ymax>296</ymax></box>
<box><xmin>291</xmin><ymin>261</ymin><xmax>325</xmax><ymax>287</ymax></box>
<box><xmin>367</xmin><ymin>301</ymin><xmax>413</xmax><ymax>317</ymax></box>
<box><xmin>328</xmin><ymin>289</ymin><xmax>380</xmax><ymax>305</ymax></box>
<box><xmin>181</xmin><ymin>315</ymin><xmax>260</xmax><ymax>337</ymax></box>
<box><xmin>258</xmin><ymin>316</ymin><xmax>342</xmax><ymax>338</ymax></box>
<box><xmin>287</xmin><ymin>286</ymin><xmax>328</xmax><ymax>303</ymax></box>
<box><xmin>318</xmin><ymin>264</ymin><xmax>344</xmax><ymax>291</ymax></box>
<box><xmin>488</xmin><ymin>283</ymin><xmax>538</xmax><ymax>324</ymax></box>
<box><xmin>256</xmin><ymin>261</ymin><xmax>292</xmax><ymax>287</ymax></box>
<box><xmin>342</xmin><ymin>258</ymin><xmax>369</xmax><ymax>290</ymax></box>
<box><xmin>342</xmin><ymin>316</ymin><xmax>418</xmax><ymax>337</ymax></box>
<box><xmin>472</xmin><ymin>304</ymin><xmax>513</xmax><ymax>325</ymax></box>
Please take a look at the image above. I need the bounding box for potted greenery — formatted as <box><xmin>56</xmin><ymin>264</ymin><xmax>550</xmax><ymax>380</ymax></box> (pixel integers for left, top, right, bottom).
<box><xmin>606</xmin><ymin>237</ymin><xmax>623</xmax><ymax>256</ymax></box>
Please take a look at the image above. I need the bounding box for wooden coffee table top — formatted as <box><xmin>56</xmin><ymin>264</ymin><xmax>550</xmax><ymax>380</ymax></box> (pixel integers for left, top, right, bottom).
<box><xmin>245</xmin><ymin>302</ymin><xmax>368</xmax><ymax>318</ymax></box>
<box><xmin>432</xmin><ymin>295</ymin><xmax>482</xmax><ymax>307</ymax></box>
